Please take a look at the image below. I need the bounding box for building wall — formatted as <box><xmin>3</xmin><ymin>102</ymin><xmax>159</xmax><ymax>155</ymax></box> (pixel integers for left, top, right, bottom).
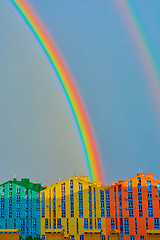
<box><xmin>40</xmin><ymin>176</ymin><xmax>106</xmax><ymax>240</ymax></box>
<box><xmin>106</xmin><ymin>173</ymin><xmax>160</xmax><ymax>240</ymax></box>
<box><xmin>0</xmin><ymin>233</ymin><xmax>20</xmax><ymax>240</ymax></box>
<box><xmin>0</xmin><ymin>178</ymin><xmax>44</xmax><ymax>239</ymax></box>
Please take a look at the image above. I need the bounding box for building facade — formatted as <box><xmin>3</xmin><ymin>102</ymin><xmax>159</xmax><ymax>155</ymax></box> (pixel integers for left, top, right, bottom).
<box><xmin>106</xmin><ymin>173</ymin><xmax>160</xmax><ymax>240</ymax></box>
<box><xmin>40</xmin><ymin>175</ymin><xmax>107</xmax><ymax>240</ymax></box>
<box><xmin>0</xmin><ymin>178</ymin><xmax>44</xmax><ymax>239</ymax></box>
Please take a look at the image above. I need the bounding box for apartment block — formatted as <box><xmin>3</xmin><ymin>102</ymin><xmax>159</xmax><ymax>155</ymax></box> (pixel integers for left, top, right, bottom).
<box><xmin>106</xmin><ymin>173</ymin><xmax>160</xmax><ymax>240</ymax></box>
<box><xmin>0</xmin><ymin>177</ymin><xmax>45</xmax><ymax>239</ymax></box>
<box><xmin>40</xmin><ymin>175</ymin><xmax>107</xmax><ymax>240</ymax></box>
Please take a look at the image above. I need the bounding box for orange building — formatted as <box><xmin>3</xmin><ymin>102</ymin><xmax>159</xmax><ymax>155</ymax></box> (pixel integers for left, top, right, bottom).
<box><xmin>105</xmin><ymin>173</ymin><xmax>160</xmax><ymax>240</ymax></box>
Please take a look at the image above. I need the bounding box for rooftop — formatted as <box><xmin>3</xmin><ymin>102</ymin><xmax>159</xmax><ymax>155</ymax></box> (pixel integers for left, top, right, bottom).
<box><xmin>0</xmin><ymin>178</ymin><xmax>45</xmax><ymax>192</ymax></box>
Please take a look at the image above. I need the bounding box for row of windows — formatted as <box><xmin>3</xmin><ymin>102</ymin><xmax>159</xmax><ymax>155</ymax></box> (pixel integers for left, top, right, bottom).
<box><xmin>2</xmin><ymin>218</ymin><xmax>37</xmax><ymax>234</ymax></box>
<box><xmin>42</xmin><ymin>186</ymin><xmax>104</xmax><ymax>220</ymax></box>
<box><xmin>89</xmin><ymin>187</ymin><xmax>92</xmax><ymax>218</ymax></box>
<box><xmin>44</xmin><ymin>217</ymin><xmax>102</xmax><ymax>231</ymax></box>
<box><xmin>70</xmin><ymin>180</ymin><xmax>74</xmax><ymax>218</ymax></box>
<box><xmin>107</xmin><ymin>178</ymin><xmax>157</xmax><ymax>219</ymax></box>
<box><xmin>79</xmin><ymin>183</ymin><xmax>83</xmax><ymax>218</ymax></box>
<box><xmin>110</xmin><ymin>218</ymin><xmax>160</xmax><ymax>234</ymax></box>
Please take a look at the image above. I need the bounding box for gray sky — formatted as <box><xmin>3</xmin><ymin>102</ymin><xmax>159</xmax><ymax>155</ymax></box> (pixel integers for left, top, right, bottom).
<box><xmin>1</xmin><ymin>0</ymin><xmax>160</xmax><ymax>185</ymax></box>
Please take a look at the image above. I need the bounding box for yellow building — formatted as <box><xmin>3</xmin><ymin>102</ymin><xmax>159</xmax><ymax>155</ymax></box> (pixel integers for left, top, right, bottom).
<box><xmin>40</xmin><ymin>175</ymin><xmax>107</xmax><ymax>240</ymax></box>
<box><xmin>146</xmin><ymin>230</ymin><xmax>160</xmax><ymax>240</ymax></box>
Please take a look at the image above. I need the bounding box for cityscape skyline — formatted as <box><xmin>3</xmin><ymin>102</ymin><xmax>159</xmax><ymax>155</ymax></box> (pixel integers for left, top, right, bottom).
<box><xmin>1</xmin><ymin>1</ymin><xmax>160</xmax><ymax>185</ymax></box>
<box><xmin>0</xmin><ymin>171</ymin><xmax>160</xmax><ymax>240</ymax></box>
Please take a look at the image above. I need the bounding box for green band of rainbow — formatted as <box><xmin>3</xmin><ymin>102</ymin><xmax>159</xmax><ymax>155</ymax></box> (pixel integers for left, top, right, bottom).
<box><xmin>116</xmin><ymin>1</ymin><xmax>160</xmax><ymax>121</ymax></box>
<box><xmin>9</xmin><ymin>0</ymin><xmax>104</xmax><ymax>182</ymax></box>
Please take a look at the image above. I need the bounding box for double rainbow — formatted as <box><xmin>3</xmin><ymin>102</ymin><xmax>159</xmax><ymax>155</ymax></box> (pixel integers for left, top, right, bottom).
<box><xmin>9</xmin><ymin>0</ymin><xmax>103</xmax><ymax>182</ymax></box>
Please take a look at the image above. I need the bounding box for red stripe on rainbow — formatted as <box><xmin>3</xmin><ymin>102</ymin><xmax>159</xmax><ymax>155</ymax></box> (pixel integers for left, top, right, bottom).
<box><xmin>10</xmin><ymin>0</ymin><xmax>104</xmax><ymax>182</ymax></box>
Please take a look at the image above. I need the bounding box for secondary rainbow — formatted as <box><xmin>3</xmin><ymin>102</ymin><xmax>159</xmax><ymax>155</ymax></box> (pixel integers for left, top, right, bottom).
<box><xmin>116</xmin><ymin>1</ymin><xmax>160</xmax><ymax>119</ymax></box>
<box><xmin>9</xmin><ymin>0</ymin><xmax>103</xmax><ymax>182</ymax></box>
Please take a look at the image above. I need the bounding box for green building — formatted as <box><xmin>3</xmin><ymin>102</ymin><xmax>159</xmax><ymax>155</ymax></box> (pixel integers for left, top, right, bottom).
<box><xmin>0</xmin><ymin>177</ymin><xmax>45</xmax><ymax>239</ymax></box>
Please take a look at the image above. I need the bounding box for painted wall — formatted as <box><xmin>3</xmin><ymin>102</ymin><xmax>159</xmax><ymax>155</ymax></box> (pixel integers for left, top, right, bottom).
<box><xmin>106</xmin><ymin>173</ymin><xmax>160</xmax><ymax>240</ymax></box>
<box><xmin>40</xmin><ymin>176</ymin><xmax>106</xmax><ymax>240</ymax></box>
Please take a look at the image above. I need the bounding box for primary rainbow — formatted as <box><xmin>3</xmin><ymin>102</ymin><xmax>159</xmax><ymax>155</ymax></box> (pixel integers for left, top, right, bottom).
<box><xmin>9</xmin><ymin>0</ymin><xmax>103</xmax><ymax>182</ymax></box>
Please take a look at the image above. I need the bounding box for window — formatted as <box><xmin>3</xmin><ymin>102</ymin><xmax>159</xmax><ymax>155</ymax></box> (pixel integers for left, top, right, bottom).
<box><xmin>57</xmin><ymin>219</ymin><xmax>61</xmax><ymax>229</ymax></box>
<box><xmin>45</xmin><ymin>219</ymin><xmax>48</xmax><ymax>229</ymax></box>
<box><xmin>140</xmin><ymin>237</ymin><xmax>144</xmax><ymax>240</ymax></box>
<box><xmin>1</xmin><ymin>185</ymin><xmax>5</xmax><ymax>195</ymax></box>
<box><xmin>1</xmin><ymin>202</ymin><xmax>4</xmax><ymax>219</ymax></box>
<box><xmin>42</xmin><ymin>236</ymin><xmax>45</xmax><ymax>240</ymax></box>
<box><xmin>111</xmin><ymin>218</ymin><xmax>115</xmax><ymax>230</ymax></box>
<box><xmin>148</xmin><ymin>209</ymin><xmax>153</xmax><ymax>217</ymax></box>
<box><xmin>106</xmin><ymin>190</ymin><xmax>110</xmax><ymax>218</ymax></box>
<box><xmin>61</xmin><ymin>183</ymin><xmax>66</xmax><ymax>218</ymax></box>
<box><xmin>146</xmin><ymin>218</ymin><xmax>148</xmax><ymax>229</ymax></box>
<box><xmin>77</xmin><ymin>219</ymin><xmax>79</xmax><ymax>234</ymax></box>
<box><xmin>53</xmin><ymin>219</ymin><xmax>56</xmax><ymax>229</ymax></box>
<box><xmin>130</xmin><ymin>237</ymin><xmax>135</xmax><ymax>240</ymax></box>
<box><xmin>14</xmin><ymin>219</ymin><xmax>16</xmax><ymax>229</ymax></box>
<box><xmin>94</xmin><ymin>189</ymin><xmax>96</xmax><ymax>218</ymax></box>
<box><xmin>9</xmin><ymin>182</ymin><xmax>12</xmax><ymax>191</ymax></box>
<box><xmin>128</xmin><ymin>192</ymin><xmax>133</xmax><ymax>200</ymax></box>
<box><xmin>120</xmin><ymin>218</ymin><xmax>123</xmax><ymax>235</ymax></box>
<box><xmin>9</xmin><ymin>184</ymin><xmax>12</xmax><ymax>219</ymax></box>
<box><xmin>90</xmin><ymin>218</ymin><xmax>92</xmax><ymax>229</ymax></box>
<box><xmin>84</xmin><ymin>218</ymin><xmax>88</xmax><ymax>229</ymax></box>
<box><xmin>95</xmin><ymin>218</ymin><xmax>96</xmax><ymax>229</ymax></box>
<box><xmin>70</xmin><ymin>180</ymin><xmax>74</xmax><ymax>218</ymax></box>
<box><xmin>100</xmin><ymin>190</ymin><xmax>105</xmax><ymax>218</ymax></box>
<box><xmin>128</xmin><ymin>181</ymin><xmax>133</xmax><ymax>217</ymax></box>
<box><xmin>124</xmin><ymin>218</ymin><xmax>129</xmax><ymax>235</ymax></box>
<box><xmin>79</xmin><ymin>183</ymin><xmax>83</xmax><ymax>218</ymax></box>
<box><xmin>67</xmin><ymin>219</ymin><xmax>69</xmax><ymax>234</ymax></box>
<box><xmin>71</xmin><ymin>236</ymin><xmax>74</xmax><ymax>240</ymax></box>
<box><xmin>154</xmin><ymin>218</ymin><xmax>159</xmax><ymax>230</ymax></box>
<box><xmin>53</xmin><ymin>187</ymin><xmax>56</xmax><ymax>218</ymax></box>
<box><xmin>21</xmin><ymin>219</ymin><xmax>25</xmax><ymax>234</ymax></box>
<box><xmin>128</xmin><ymin>181</ymin><xmax>132</xmax><ymax>190</ymax></box>
<box><xmin>118</xmin><ymin>186</ymin><xmax>123</xmax><ymax>217</ymax></box>
<box><xmin>98</xmin><ymin>218</ymin><xmax>101</xmax><ymax>229</ymax></box>
<box><xmin>36</xmin><ymin>193</ymin><xmax>40</xmax><ymax>218</ymax></box>
<box><xmin>89</xmin><ymin>187</ymin><xmax>92</xmax><ymax>218</ymax></box>
<box><xmin>135</xmin><ymin>218</ymin><xmax>137</xmax><ymax>235</ymax></box>
<box><xmin>129</xmin><ymin>209</ymin><xmax>133</xmax><ymax>217</ymax></box>
<box><xmin>80</xmin><ymin>236</ymin><xmax>84</xmax><ymax>240</ymax></box>
<box><xmin>33</xmin><ymin>218</ymin><xmax>37</xmax><ymax>234</ymax></box>
<box><xmin>147</xmin><ymin>180</ymin><xmax>153</xmax><ymax>217</ymax></box>
<box><xmin>41</xmin><ymin>192</ymin><xmax>45</xmax><ymax>218</ymax></box>
<box><xmin>16</xmin><ymin>211</ymin><xmax>20</xmax><ymax>218</ymax></box>
<box><xmin>137</xmin><ymin>178</ymin><xmax>143</xmax><ymax>217</ymax></box>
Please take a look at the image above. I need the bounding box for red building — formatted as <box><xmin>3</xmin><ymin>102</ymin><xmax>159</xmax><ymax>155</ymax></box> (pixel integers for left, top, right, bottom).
<box><xmin>106</xmin><ymin>173</ymin><xmax>160</xmax><ymax>240</ymax></box>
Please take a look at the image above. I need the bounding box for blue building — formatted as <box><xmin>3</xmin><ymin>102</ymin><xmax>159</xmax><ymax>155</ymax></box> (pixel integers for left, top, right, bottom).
<box><xmin>0</xmin><ymin>177</ymin><xmax>45</xmax><ymax>239</ymax></box>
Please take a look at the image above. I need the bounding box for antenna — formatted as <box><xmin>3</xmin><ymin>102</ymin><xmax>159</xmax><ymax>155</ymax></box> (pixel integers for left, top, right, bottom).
<box><xmin>13</xmin><ymin>174</ymin><xmax>17</xmax><ymax>179</ymax></box>
<box><xmin>139</xmin><ymin>168</ymin><xmax>143</xmax><ymax>173</ymax></box>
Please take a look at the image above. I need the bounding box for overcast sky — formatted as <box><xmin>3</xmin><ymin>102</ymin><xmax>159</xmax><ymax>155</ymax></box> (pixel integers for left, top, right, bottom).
<box><xmin>1</xmin><ymin>0</ymin><xmax>160</xmax><ymax>185</ymax></box>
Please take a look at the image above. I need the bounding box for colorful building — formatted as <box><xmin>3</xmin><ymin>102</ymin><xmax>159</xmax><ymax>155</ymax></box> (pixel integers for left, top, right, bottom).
<box><xmin>0</xmin><ymin>177</ymin><xmax>45</xmax><ymax>239</ymax></box>
<box><xmin>105</xmin><ymin>172</ymin><xmax>160</xmax><ymax>240</ymax></box>
<box><xmin>0</xmin><ymin>229</ymin><xmax>20</xmax><ymax>240</ymax></box>
<box><xmin>40</xmin><ymin>175</ymin><xmax>107</xmax><ymax>240</ymax></box>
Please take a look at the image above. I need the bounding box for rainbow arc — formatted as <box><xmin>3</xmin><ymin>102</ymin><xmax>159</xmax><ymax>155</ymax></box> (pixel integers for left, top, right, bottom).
<box><xmin>9</xmin><ymin>0</ymin><xmax>103</xmax><ymax>182</ymax></box>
